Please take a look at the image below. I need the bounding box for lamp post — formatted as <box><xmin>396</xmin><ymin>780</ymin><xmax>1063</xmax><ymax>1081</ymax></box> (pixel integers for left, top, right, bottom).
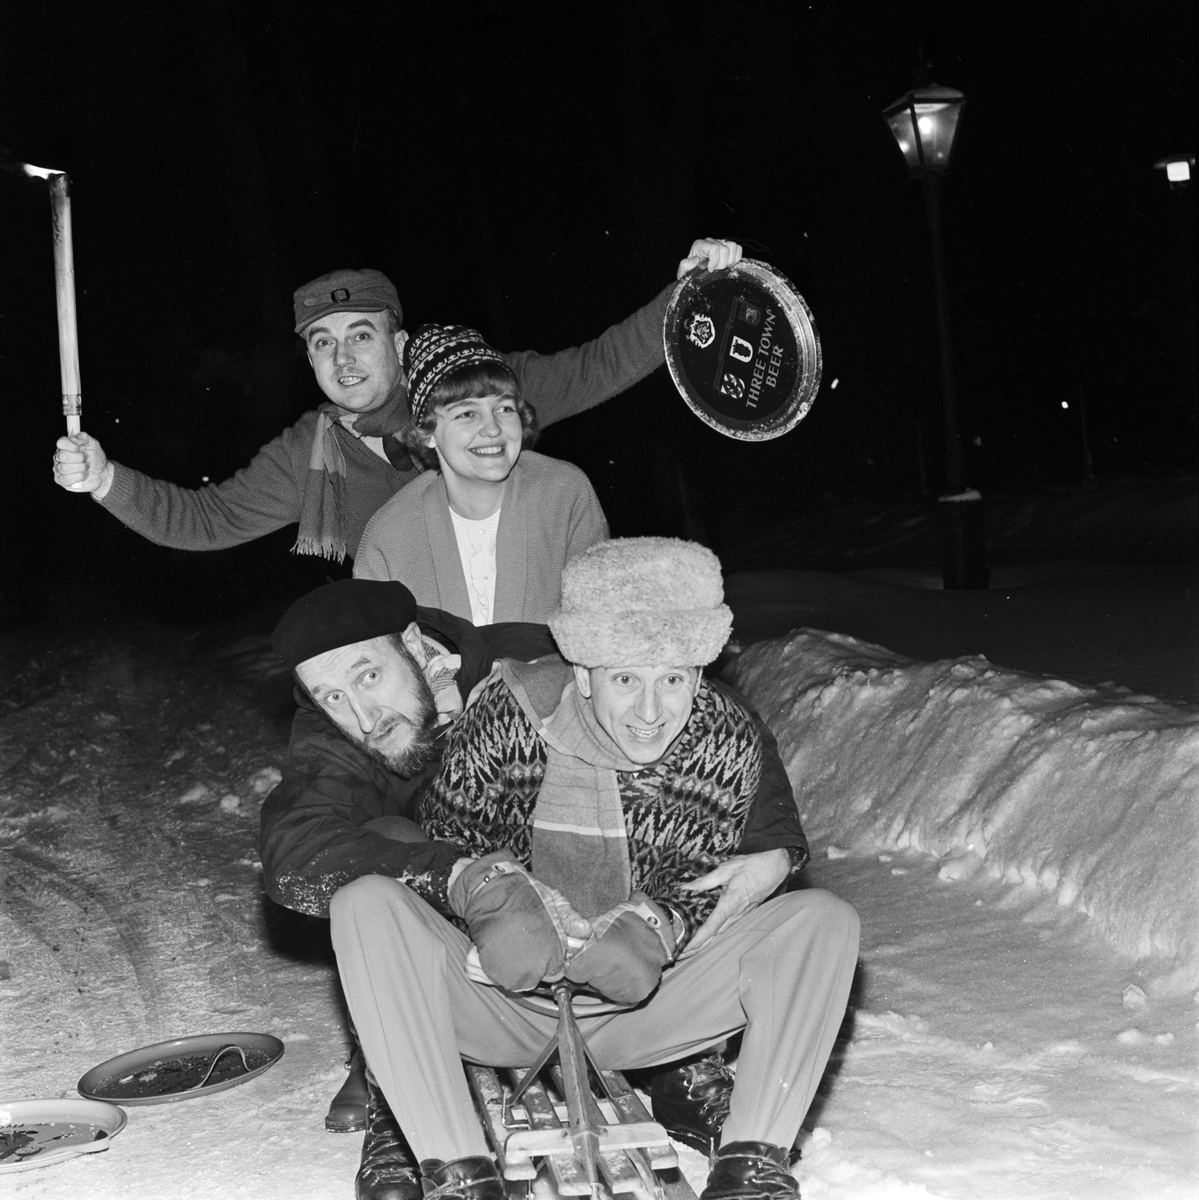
<box><xmin>1153</xmin><ymin>154</ymin><xmax>1197</xmax><ymax>442</ymax></box>
<box><xmin>884</xmin><ymin>81</ymin><xmax>988</xmax><ymax>589</ymax></box>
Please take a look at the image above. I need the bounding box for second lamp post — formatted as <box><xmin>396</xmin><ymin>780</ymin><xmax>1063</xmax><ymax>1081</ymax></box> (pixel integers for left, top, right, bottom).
<box><xmin>884</xmin><ymin>82</ymin><xmax>988</xmax><ymax>589</ymax></box>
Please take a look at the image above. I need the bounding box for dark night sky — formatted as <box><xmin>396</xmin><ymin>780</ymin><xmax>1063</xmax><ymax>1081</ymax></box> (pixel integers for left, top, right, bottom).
<box><xmin>1</xmin><ymin>0</ymin><xmax>1194</xmax><ymax>622</ymax></box>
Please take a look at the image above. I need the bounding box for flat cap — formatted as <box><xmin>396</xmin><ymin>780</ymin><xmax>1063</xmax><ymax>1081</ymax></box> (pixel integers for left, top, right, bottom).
<box><xmin>293</xmin><ymin>268</ymin><xmax>402</xmax><ymax>334</ymax></box>
<box><xmin>272</xmin><ymin>579</ymin><xmax>419</xmax><ymax>669</ymax></box>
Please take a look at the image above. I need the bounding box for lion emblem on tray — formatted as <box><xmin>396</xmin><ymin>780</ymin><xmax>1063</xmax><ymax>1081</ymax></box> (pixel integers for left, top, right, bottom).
<box><xmin>685</xmin><ymin>312</ymin><xmax>716</xmax><ymax>349</ymax></box>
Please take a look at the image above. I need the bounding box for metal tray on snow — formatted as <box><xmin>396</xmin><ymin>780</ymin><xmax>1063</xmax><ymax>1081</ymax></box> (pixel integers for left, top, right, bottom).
<box><xmin>77</xmin><ymin>1031</ymin><xmax>284</xmax><ymax>1106</ymax></box>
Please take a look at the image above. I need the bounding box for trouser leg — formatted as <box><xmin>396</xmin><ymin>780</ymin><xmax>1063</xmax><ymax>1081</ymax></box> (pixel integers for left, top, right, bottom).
<box><xmin>720</xmin><ymin>889</ymin><xmax>858</xmax><ymax>1146</ymax></box>
<box><xmin>329</xmin><ymin>874</ymin><xmax>560</xmax><ymax>1163</ymax></box>
<box><xmin>324</xmin><ymin>816</ymin><xmax>428</xmax><ymax>1133</ymax></box>
<box><xmin>332</xmin><ymin>877</ymin><xmax>857</xmax><ymax>1159</ymax></box>
<box><xmin>584</xmin><ymin>890</ymin><xmax>859</xmax><ymax>1149</ymax></box>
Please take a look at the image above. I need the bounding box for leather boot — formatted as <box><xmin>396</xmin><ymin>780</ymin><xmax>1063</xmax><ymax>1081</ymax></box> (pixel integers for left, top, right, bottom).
<box><xmin>418</xmin><ymin>1155</ymin><xmax>506</xmax><ymax>1200</ymax></box>
<box><xmin>650</xmin><ymin>1051</ymin><xmax>734</xmax><ymax>1156</ymax></box>
<box><xmin>355</xmin><ymin>1072</ymin><xmax>421</xmax><ymax>1200</ymax></box>
<box><xmin>326</xmin><ymin>1046</ymin><xmax>370</xmax><ymax>1132</ymax></box>
<box><xmin>699</xmin><ymin>1142</ymin><xmax>798</xmax><ymax>1200</ymax></box>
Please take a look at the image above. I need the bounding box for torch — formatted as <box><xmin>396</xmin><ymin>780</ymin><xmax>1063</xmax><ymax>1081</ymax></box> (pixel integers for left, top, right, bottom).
<box><xmin>23</xmin><ymin>163</ymin><xmax>82</xmax><ymax>435</ymax></box>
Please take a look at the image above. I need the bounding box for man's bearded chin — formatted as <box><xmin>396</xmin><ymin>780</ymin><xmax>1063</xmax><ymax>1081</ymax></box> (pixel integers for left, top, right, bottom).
<box><xmin>355</xmin><ymin>680</ymin><xmax>439</xmax><ymax>778</ymax></box>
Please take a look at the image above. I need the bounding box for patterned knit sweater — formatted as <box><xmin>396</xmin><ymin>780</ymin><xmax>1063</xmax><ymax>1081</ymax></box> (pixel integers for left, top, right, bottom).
<box><xmin>416</xmin><ymin>668</ymin><xmax>808</xmax><ymax>942</ymax></box>
<box><xmin>96</xmin><ymin>285</ymin><xmax>671</xmax><ymax>560</ymax></box>
<box><xmin>353</xmin><ymin>452</ymin><xmax>608</xmax><ymax>623</ymax></box>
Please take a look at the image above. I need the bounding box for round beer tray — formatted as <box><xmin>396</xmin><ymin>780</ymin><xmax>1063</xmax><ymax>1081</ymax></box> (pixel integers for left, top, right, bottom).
<box><xmin>663</xmin><ymin>258</ymin><xmax>822</xmax><ymax>440</ymax></box>
<box><xmin>0</xmin><ymin>1097</ymin><xmax>127</xmax><ymax>1173</ymax></box>
<box><xmin>77</xmin><ymin>1031</ymin><xmax>284</xmax><ymax>1106</ymax></box>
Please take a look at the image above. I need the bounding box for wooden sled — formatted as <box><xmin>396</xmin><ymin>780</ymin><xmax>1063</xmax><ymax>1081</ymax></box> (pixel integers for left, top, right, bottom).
<box><xmin>465</xmin><ymin>982</ymin><xmax>698</xmax><ymax>1200</ymax></box>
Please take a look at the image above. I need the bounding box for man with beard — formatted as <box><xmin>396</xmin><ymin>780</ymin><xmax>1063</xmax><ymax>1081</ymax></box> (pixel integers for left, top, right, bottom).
<box><xmin>261</xmin><ymin>577</ymin><xmax>804</xmax><ymax>1200</ymax></box>
<box><xmin>262</xmin><ymin>579</ymin><xmax>555</xmax><ymax>922</ymax></box>
<box><xmin>263</xmin><ymin>579</ymin><xmax>556</xmax><ymax>1199</ymax></box>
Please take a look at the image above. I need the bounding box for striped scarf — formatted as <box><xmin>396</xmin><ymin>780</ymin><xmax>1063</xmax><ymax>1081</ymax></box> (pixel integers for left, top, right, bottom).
<box><xmin>295</xmin><ymin>382</ymin><xmax>412</xmax><ymax>561</ymax></box>
<box><xmin>500</xmin><ymin>659</ymin><xmax>634</xmax><ymax>919</ymax></box>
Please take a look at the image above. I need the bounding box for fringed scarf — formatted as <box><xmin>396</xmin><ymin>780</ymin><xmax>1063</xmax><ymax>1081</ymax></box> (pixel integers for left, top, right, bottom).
<box><xmin>294</xmin><ymin>379</ymin><xmax>415</xmax><ymax>561</ymax></box>
<box><xmin>501</xmin><ymin>658</ymin><xmax>636</xmax><ymax>919</ymax></box>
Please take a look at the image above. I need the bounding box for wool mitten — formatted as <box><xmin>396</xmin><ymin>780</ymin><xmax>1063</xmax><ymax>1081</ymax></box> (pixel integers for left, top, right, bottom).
<box><xmin>564</xmin><ymin>892</ymin><xmax>677</xmax><ymax>1004</ymax></box>
<box><xmin>449</xmin><ymin>850</ymin><xmax>578</xmax><ymax>991</ymax></box>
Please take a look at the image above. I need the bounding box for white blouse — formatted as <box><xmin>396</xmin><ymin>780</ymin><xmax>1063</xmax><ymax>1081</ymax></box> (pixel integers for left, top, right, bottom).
<box><xmin>448</xmin><ymin>506</ymin><xmax>501</xmax><ymax>625</ymax></box>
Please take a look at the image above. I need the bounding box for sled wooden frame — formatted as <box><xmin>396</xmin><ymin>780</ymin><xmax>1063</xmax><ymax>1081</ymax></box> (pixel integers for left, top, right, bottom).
<box><xmin>465</xmin><ymin>982</ymin><xmax>698</xmax><ymax>1200</ymax></box>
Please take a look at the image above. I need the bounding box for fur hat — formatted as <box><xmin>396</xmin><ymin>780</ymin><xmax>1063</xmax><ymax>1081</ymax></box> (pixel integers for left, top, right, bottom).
<box><xmin>549</xmin><ymin>538</ymin><xmax>732</xmax><ymax>668</ymax></box>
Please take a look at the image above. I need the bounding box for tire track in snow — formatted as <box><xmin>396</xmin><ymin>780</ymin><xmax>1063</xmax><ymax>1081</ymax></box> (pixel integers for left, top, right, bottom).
<box><xmin>1</xmin><ymin>843</ymin><xmax>169</xmax><ymax>1039</ymax></box>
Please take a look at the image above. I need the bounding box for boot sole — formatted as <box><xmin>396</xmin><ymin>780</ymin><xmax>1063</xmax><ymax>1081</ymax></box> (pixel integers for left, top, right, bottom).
<box><xmin>662</xmin><ymin>1124</ymin><xmax>715</xmax><ymax>1158</ymax></box>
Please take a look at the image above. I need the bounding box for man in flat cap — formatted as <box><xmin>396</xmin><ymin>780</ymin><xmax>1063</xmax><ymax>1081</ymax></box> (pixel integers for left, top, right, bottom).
<box><xmin>51</xmin><ymin>240</ymin><xmax>741</xmax><ymax>564</ymax></box>
<box><xmin>262</xmin><ymin>569</ymin><xmax>821</xmax><ymax>1200</ymax></box>
<box><xmin>325</xmin><ymin>539</ymin><xmax>859</xmax><ymax>1200</ymax></box>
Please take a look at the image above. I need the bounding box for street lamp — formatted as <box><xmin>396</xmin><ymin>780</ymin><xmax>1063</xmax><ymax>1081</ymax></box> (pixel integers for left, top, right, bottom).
<box><xmin>883</xmin><ymin>82</ymin><xmax>988</xmax><ymax>589</ymax></box>
<box><xmin>1153</xmin><ymin>154</ymin><xmax>1197</xmax><ymax>446</ymax></box>
<box><xmin>1153</xmin><ymin>153</ymin><xmax>1194</xmax><ymax>189</ymax></box>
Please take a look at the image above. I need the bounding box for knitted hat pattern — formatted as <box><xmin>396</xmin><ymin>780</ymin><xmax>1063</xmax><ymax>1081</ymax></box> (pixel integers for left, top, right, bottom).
<box><xmin>404</xmin><ymin>324</ymin><xmax>514</xmax><ymax>426</ymax></box>
<box><xmin>549</xmin><ymin>538</ymin><xmax>733</xmax><ymax>668</ymax></box>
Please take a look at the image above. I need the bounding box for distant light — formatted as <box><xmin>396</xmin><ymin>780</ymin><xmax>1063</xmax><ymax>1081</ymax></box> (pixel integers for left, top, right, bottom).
<box><xmin>830</xmin><ymin>378</ymin><xmax>839</xmax><ymax>389</ymax></box>
<box><xmin>1154</xmin><ymin>154</ymin><xmax>1195</xmax><ymax>188</ymax></box>
<box><xmin>1061</xmin><ymin>401</ymin><xmax>1069</xmax><ymax>409</ymax></box>
<box><xmin>114</xmin><ymin>418</ymin><xmax>120</xmax><ymax>423</ymax></box>
<box><xmin>201</xmin><ymin>476</ymin><xmax>210</xmax><ymax>483</ymax></box>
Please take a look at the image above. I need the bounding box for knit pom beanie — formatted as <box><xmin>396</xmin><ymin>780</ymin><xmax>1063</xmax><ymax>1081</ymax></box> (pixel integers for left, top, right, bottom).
<box><xmin>404</xmin><ymin>324</ymin><xmax>513</xmax><ymax>426</ymax></box>
<box><xmin>549</xmin><ymin>538</ymin><xmax>732</xmax><ymax>668</ymax></box>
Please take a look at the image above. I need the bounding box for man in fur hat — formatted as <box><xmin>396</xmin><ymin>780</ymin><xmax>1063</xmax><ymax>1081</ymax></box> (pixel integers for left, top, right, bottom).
<box><xmin>262</xmin><ymin>573</ymin><xmax>809</xmax><ymax>1200</ymax></box>
<box><xmin>326</xmin><ymin>539</ymin><xmax>860</xmax><ymax>1200</ymax></box>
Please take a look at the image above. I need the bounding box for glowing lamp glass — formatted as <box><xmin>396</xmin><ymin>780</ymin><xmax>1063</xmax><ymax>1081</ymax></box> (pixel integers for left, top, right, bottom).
<box><xmin>1166</xmin><ymin>161</ymin><xmax>1190</xmax><ymax>182</ymax></box>
<box><xmin>883</xmin><ymin>86</ymin><xmax>966</xmax><ymax>176</ymax></box>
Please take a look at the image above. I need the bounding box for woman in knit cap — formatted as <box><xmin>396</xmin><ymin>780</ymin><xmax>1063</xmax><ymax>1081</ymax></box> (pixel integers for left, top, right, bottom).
<box><xmin>352</xmin><ymin>324</ymin><xmax>608</xmax><ymax>625</ymax></box>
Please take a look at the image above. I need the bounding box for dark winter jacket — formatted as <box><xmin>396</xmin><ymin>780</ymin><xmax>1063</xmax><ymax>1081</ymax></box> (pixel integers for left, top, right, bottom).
<box><xmin>97</xmin><ymin>286</ymin><xmax>672</xmax><ymax>560</ymax></box>
<box><xmin>259</xmin><ymin>608</ymin><xmax>555</xmax><ymax>917</ymax></box>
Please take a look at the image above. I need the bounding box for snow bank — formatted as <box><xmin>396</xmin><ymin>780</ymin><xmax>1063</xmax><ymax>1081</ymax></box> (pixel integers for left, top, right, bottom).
<box><xmin>729</xmin><ymin>629</ymin><xmax>1199</xmax><ymax>995</ymax></box>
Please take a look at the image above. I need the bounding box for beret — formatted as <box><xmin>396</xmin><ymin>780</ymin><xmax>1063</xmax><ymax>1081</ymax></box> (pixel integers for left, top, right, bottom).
<box><xmin>272</xmin><ymin>579</ymin><xmax>418</xmax><ymax>669</ymax></box>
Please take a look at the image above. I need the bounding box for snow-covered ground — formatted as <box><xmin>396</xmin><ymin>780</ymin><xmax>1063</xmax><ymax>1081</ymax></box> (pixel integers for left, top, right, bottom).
<box><xmin>2</xmin><ymin>483</ymin><xmax>1196</xmax><ymax>1198</ymax></box>
<box><xmin>727</xmin><ymin>628</ymin><xmax>1198</xmax><ymax>1198</ymax></box>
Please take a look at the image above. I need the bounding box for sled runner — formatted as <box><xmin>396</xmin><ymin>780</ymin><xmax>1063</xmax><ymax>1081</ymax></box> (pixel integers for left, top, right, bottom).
<box><xmin>465</xmin><ymin>982</ymin><xmax>698</xmax><ymax>1200</ymax></box>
